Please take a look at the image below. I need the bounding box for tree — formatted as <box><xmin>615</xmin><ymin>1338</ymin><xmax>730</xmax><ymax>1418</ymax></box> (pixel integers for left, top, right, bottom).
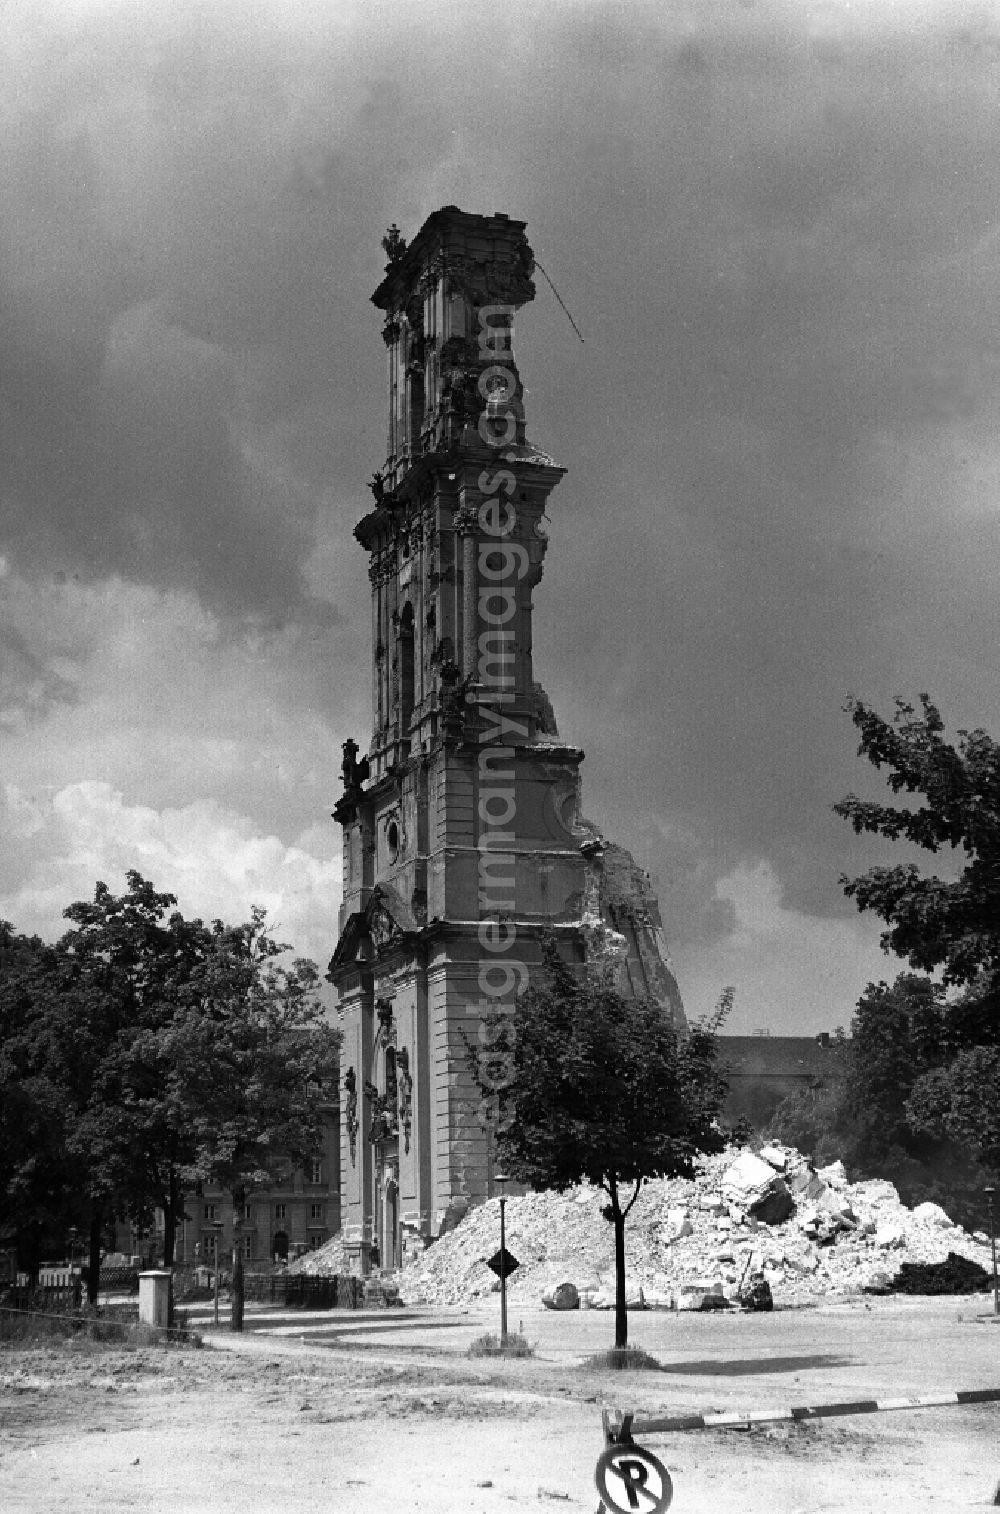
<box><xmin>468</xmin><ymin>941</ymin><xmax>729</xmax><ymax>1351</ymax></box>
<box><xmin>162</xmin><ymin>910</ymin><xmax>340</xmax><ymax>1330</ymax></box>
<box><xmin>58</xmin><ymin>874</ymin><xmax>216</xmax><ymax>1283</ymax></box>
<box><xmin>2</xmin><ymin>876</ymin><xmax>340</xmax><ymax>1326</ymax></box>
<box><xmin>0</xmin><ymin>923</ymin><xmax>128</xmax><ymax>1294</ymax></box>
<box><xmin>834</xmin><ymin>695</ymin><xmax>1000</xmax><ymax>990</ymax></box>
<box><xmin>906</xmin><ymin>1043</ymin><xmax>1000</xmax><ymax>1175</ymax></box>
<box><xmin>831</xmin><ymin>694</ymin><xmax>1000</xmax><ymax>1206</ymax></box>
<box><xmin>766</xmin><ymin>973</ymin><xmax>995</xmax><ymax>1227</ymax></box>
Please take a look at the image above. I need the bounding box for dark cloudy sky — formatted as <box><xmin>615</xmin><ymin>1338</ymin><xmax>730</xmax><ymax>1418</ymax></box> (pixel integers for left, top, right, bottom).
<box><xmin>3</xmin><ymin>0</ymin><xmax>999</xmax><ymax>1033</ymax></box>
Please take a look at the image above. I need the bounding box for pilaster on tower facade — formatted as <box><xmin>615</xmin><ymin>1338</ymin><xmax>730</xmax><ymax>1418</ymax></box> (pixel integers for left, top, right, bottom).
<box><xmin>329</xmin><ymin>208</ymin><xmax>685</xmax><ymax>1273</ymax></box>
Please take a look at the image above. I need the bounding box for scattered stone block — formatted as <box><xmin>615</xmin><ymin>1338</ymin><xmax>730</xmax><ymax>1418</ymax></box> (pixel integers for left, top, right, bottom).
<box><xmin>664</xmin><ymin>1207</ymin><xmax>693</xmax><ymax>1240</ymax></box>
<box><xmin>739</xmin><ymin>1274</ymin><xmax>774</xmax><ymax>1311</ymax></box>
<box><xmin>722</xmin><ymin>1152</ymin><xmax>795</xmax><ymax>1224</ymax></box>
<box><xmin>588</xmin><ymin>1283</ymin><xmax>645</xmax><ymax>1311</ymax></box>
<box><xmin>760</xmin><ymin>1145</ymin><xmax>788</xmax><ymax>1171</ymax></box>
<box><xmin>542</xmin><ymin>1281</ymin><xmax>579</xmax><ymax>1310</ymax></box>
<box><xmin>677</xmin><ymin>1282</ymin><xmax>728</xmax><ymax>1312</ymax></box>
<box><xmin>853</xmin><ymin>1178</ymin><xmax>900</xmax><ymax>1206</ymax></box>
<box><xmin>752</xmin><ymin>1183</ymin><xmax>794</xmax><ymax>1225</ymax></box>
<box><xmin>875</xmin><ymin>1223</ymin><xmax>906</xmax><ymax>1249</ymax></box>
<box><xmin>912</xmin><ymin>1201</ymin><xmax>953</xmax><ymax>1228</ymax></box>
<box><xmin>643</xmin><ymin>1287</ymin><xmax>673</xmax><ymax>1310</ymax></box>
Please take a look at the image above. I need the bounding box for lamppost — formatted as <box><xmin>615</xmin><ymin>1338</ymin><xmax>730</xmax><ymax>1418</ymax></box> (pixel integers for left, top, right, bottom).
<box><xmin>210</xmin><ymin>1221</ymin><xmax>225</xmax><ymax>1328</ymax></box>
<box><xmin>67</xmin><ymin>1226</ymin><xmax>80</xmax><ymax>1307</ymax></box>
<box><xmin>985</xmin><ymin>1186</ymin><xmax>998</xmax><ymax>1318</ymax></box>
<box><xmin>231</xmin><ymin>1207</ymin><xmax>244</xmax><ymax>1334</ymax></box>
<box><xmin>495</xmin><ymin>1171</ymin><xmax>509</xmax><ymax>1344</ymax></box>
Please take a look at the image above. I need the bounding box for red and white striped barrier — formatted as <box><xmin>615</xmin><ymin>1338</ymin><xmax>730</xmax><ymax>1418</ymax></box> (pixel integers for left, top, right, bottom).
<box><xmin>604</xmin><ymin>1385</ymin><xmax>1000</xmax><ymax>1444</ymax></box>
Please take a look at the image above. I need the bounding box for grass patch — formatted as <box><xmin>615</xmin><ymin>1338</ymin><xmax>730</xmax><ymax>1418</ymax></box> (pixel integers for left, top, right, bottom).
<box><xmin>467</xmin><ymin>1330</ymin><xmax>534</xmax><ymax>1359</ymax></box>
<box><xmin>581</xmin><ymin>1345</ymin><xmax>662</xmax><ymax>1371</ymax></box>
<box><xmin>0</xmin><ymin>1307</ymin><xmax>202</xmax><ymax>1350</ymax></box>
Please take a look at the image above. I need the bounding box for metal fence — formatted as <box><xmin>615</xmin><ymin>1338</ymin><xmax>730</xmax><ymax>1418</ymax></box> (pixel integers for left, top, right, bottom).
<box><xmin>241</xmin><ymin>1272</ymin><xmax>365</xmax><ymax>1309</ymax></box>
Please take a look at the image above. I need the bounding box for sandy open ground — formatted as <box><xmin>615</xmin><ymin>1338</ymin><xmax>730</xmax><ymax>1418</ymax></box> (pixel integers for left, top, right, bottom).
<box><xmin>1</xmin><ymin>1296</ymin><xmax>998</xmax><ymax>1513</ymax></box>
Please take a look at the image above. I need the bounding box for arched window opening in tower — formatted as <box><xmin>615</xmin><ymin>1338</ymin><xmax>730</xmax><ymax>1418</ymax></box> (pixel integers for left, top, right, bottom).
<box><xmin>399</xmin><ymin>601</ymin><xmax>415</xmax><ymax>738</ymax></box>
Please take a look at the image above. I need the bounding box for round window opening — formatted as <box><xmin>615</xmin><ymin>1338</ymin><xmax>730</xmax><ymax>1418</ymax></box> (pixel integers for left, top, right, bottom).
<box><xmin>386</xmin><ymin>819</ymin><xmax>400</xmax><ymax>862</ymax></box>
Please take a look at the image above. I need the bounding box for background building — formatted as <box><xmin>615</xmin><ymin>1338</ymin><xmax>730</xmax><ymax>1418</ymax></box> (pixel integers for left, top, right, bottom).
<box><xmin>719</xmin><ymin>1033</ymin><xmax>842</xmax><ymax>1130</ymax></box>
<box><xmin>108</xmin><ymin>1119</ymin><xmax>340</xmax><ymax>1269</ymax></box>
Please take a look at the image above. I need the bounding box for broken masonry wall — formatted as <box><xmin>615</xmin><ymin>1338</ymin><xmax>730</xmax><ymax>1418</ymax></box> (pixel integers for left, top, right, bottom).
<box><xmin>576</xmin><ymin>836</ymin><xmax>688</xmax><ymax>1035</ymax></box>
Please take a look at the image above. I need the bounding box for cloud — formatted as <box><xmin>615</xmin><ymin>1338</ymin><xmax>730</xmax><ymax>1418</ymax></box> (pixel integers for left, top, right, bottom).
<box><xmin>0</xmin><ymin>571</ymin><xmax>370</xmax><ymax>898</ymax></box>
<box><xmin>0</xmin><ymin>779</ymin><xmax>341</xmax><ymax>968</ymax></box>
<box><xmin>675</xmin><ymin>857</ymin><xmax>905</xmax><ymax>1035</ymax></box>
<box><xmin>3</xmin><ymin>0</ymin><xmax>1000</xmax><ymax>1032</ymax></box>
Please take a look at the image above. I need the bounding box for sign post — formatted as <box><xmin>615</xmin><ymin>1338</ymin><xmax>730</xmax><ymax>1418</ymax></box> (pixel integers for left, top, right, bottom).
<box><xmin>210</xmin><ymin>1220</ymin><xmax>224</xmax><ymax>1328</ymax></box>
<box><xmin>986</xmin><ymin>1186</ymin><xmax>998</xmax><ymax>1317</ymax></box>
<box><xmin>496</xmin><ymin>1172</ymin><xmax>509</xmax><ymax>1342</ymax></box>
<box><xmin>486</xmin><ymin>1176</ymin><xmax>520</xmax><ymax>1349</ymax></box>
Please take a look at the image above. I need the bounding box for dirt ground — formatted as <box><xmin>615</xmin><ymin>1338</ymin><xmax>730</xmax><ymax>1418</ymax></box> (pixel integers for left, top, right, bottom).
<box><xmin>1</xmin><ymin>1296</ymin><xmax>998</xmax><ymax>1513</ymax></box>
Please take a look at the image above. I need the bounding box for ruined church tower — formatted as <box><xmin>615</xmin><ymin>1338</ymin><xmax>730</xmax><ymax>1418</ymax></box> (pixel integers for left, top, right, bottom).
<box><xmin>329</xmin><ymin>208</ymin><xmax>685</xmax><ymax>1271</ymax></box>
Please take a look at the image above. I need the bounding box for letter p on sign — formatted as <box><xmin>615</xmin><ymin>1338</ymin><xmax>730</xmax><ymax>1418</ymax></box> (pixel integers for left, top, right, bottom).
<box><xmin>595</xmin><ymin>1444</ymin><xmax>672</xmax><ymax>1514</ymax></box>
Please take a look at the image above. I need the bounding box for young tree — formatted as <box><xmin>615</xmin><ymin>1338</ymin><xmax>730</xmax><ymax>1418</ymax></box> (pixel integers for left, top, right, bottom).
<box><xmin>468</xmin><ymin>941</ymin><xmax>728</xmax><ymax>1351</ymax></box>
<box><xmin>834</xmin><ymin>695</ymin><xmax>1000</xmax><ymax>990</ymax></box>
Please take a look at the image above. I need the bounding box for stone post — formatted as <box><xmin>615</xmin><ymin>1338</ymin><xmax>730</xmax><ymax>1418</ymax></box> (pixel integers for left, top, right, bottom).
<box><xmin>137</xmin><ymin>1270</ymin><xmax>171</xmax><ymax>1331</ymax></box>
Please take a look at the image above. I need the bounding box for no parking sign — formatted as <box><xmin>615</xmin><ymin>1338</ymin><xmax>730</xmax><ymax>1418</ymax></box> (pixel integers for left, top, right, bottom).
<box><xmin>595</xmin><ymin>1442</ymin><xmax>673</xmax><ymax>1513</ymax></box>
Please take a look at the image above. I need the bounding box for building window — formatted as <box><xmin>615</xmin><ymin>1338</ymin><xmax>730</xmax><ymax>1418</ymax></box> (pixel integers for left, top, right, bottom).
<box><xmin>310</xmin><ymin>1204</ymin><xmax>324</xmax><ymax>1222</ymax></box>
<box><xmin>310</xmin><ymin>1158</ymin><xmax>323</xmax><ymax>1185</ymax></box>
<box><xmin>244</xmin><ymin>1236</ymin><xmax>253</xmax><ymax>1261</ymax></box>
<box><xmin>203</xmin><ymin>1204</ymin><xmax>216</xmax><ymax>1222</ymax></box>
<box><xmin>244</xmin><ymin>1203</ymin><xmax>253</xmax><ymax>1222</ymax></box>
<box><xmin>399</xmin><ymin>602</ymin><xmax>415</xmax><ymax>735</ymax></box>
<box><xmin>308</xmin><ymin>1233</ymin><xmax>327</xmax><ymax>1250</ymax></box>
<box><xmin>274</xmin><ymin>1204</ymin><xmax>286</xmax><ymax>1221</ymax></box>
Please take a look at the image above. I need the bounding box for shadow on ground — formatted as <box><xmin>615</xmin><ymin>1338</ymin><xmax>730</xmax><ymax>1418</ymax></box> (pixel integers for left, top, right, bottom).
<box><xmin>655</xmin><ymin>1354</ymin><xmax>855</xmax><ymax>1376</ymax></box>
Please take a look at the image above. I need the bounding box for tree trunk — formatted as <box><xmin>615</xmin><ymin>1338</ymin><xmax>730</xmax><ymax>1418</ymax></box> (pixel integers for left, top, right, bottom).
<box><xmin>230</xmin><ymin>1187</ymin><xmax>245</xmax><ymax>1333</ymax></box>
<box><xmin>613</xmin><ymin>1210</ymin><xmax>628</xmax><ymax>1351</ymax></box>
<box><xmin>87</xmin><ymin>1206</ymin><xmax>102</xmax><ymax>1307</ymax></box>
<box><xmin>162</xmin><ymin>1191</ymin><xmax>176</xmax><ymax>1268</ymax></box>
<box><xmin>163</xmin><ymin>1173</ymin><xmax>180</xmax><ymax>1329</ymax></box>
<box><xmin>24</xmin><ymin>1221</ymin><xmax>41</xmax><ymax>1289</ymax></box>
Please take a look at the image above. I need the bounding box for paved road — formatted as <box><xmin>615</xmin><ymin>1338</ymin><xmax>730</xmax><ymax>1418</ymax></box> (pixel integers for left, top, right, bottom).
<box><xmin>194</xmin><ymin>1293</ymin><xmax>1000</xmax><ymax>1408</ymax></box>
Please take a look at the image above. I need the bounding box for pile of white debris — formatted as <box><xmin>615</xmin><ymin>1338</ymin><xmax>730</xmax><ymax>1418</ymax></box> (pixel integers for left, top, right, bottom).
<box><xmin>295</xmin><ymin>1144</ymin><xmax>994</xmax><ymax>1308</ymax></box>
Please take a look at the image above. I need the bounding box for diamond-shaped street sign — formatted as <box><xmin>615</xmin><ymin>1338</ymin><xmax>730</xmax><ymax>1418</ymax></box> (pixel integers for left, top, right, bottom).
<box><xmin>487</xmin><ymin>1247</ymin><xmax>520</xmax><ymax>1280</ymax></box>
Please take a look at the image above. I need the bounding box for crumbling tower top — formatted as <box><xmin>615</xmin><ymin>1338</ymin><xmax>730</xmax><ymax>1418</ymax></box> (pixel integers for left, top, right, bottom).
<box><xmin>370</xmin><ymin>207</ymin><xmax>536</xmax><ymax>492</ymax></box>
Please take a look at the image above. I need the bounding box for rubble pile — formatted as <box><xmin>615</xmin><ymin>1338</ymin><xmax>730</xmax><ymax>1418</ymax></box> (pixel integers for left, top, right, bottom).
<box><xmin>289</xmin><ymin>1233</ymin><xmax>350</xmax><ymax>1277</ymax></box>
<box><xmin>323</xmin><ymin>1144</ymin><xmax>992</xmax><ymax>1309</ymax></box>
<box><xmin>875</xmin><ymin>1252</ymin><xmax>993</xmax><ymax>1297</ymax></box>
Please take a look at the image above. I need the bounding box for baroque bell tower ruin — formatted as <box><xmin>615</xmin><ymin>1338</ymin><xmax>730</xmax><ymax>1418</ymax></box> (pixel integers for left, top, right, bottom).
<box><xmin>329</xmin><ymin>207</ymin><xmax>685</xmax><ymax>1272</ymax></box>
